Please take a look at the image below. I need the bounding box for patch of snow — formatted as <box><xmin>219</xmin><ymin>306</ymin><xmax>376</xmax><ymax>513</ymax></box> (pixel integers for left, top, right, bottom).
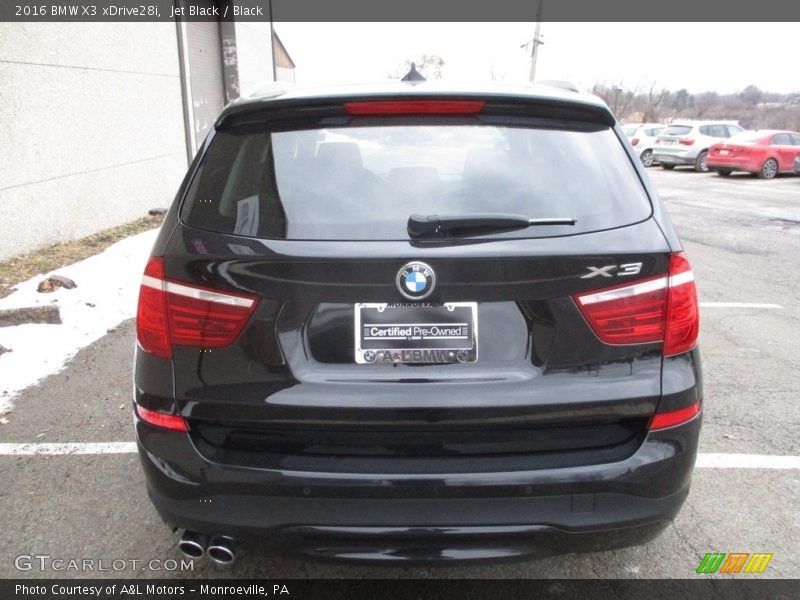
<box><xmin>0</xmin><ymin>229</ymin><xmax>159</xmax><ymax>414</ymax></box>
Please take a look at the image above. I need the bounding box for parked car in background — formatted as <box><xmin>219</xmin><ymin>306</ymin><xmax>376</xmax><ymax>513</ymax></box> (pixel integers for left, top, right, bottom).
<box><xmin>707</xmin><ymin>130</ymin><xmax>800</xmax><ymax>179</ymax></box>
<box><xmin>653</xmin><ymin>121</ymin><xmax>743</xmax><ymax>173</ymax></box>
<box><xmin>795</xmin><ymin>156</ymin><xmax>800</xmax><ymax>175</ymax></box>
<box><xmin>622</xmin><ymin>123</ymin><xmax>666</xmax><ymax>167</ymax></box>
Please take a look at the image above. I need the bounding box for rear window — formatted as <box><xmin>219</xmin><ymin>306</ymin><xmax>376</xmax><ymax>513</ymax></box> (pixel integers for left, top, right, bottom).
<box><xmin>181</xmin><ymin>123</ymin><xmax>651</xmax><ymax>240</ymax></box>
<box><xmin>661</xmin><ymin>125</ymin><xmax>693</xmax><ymax>136</ymax></box>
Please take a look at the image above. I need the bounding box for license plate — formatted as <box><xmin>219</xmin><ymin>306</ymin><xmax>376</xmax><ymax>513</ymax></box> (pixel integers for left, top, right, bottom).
<box><xmin>355</xmin><ymin>302</ymin><xmax>478</xmax><ymax>364</ymax></box>
<box><xmin>663</xmin><ymin>140</ymin><xmax>674</xmax><ymax>146</ymax></box>
<box><xmin>719</xmin><ymin>149</ymin><xmax>730</xmax><ymax>156</ymax></box>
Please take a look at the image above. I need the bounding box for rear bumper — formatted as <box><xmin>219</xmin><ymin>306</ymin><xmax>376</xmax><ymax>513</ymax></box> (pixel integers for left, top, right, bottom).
<box><xmin>136</xmin><ymin>412</ymin><xmax>701</xmax><ymax>561</ymax></box>
<box><xmin>146</xmin><ymin>486</ymin><xmax>684</xmax><ymax>562</ymax></box>
<box><xmin>652</xmin><ymin>150</ymin><xmax>696</xmax><ymax>165</ymax></box>
<box><xmin>706</xmin><ymin>155</ymin><xmax>761</xmax><ymax>173</ymax></box>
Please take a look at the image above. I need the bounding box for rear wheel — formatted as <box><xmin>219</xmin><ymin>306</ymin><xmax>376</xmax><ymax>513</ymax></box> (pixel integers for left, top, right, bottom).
<box><xmin>716</xmin><ymin>169</ymin><xmax>732</xmax><ymax>177</ymax></box>
<box><xmin>694</xmin><ymin>151</ymin><xmax>709</xmax><ymax>173</ymax></box>
<box><xmin>758</xmin><ymin>158</ymin><xmax>778</xmax><ymax>179</ymax></box>
<box><xmin>640</xmin><ymin>150</ymin><xmax>654</xmax><ymax>167</ymax></box>
<box><xmin>661</xmin><ymin>164</ymin><xmax>675</xmax><ymax>170</ymax></box>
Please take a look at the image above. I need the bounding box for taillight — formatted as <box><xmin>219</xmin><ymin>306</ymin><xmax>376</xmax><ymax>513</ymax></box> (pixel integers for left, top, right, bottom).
<box><xmin>663</xmin><ymin>252</ymin><xmax>699</xmax><ymax>356</ymax></box>
<box><xmin>135</xmin><ymin>405</ymin><xmax>188</xmax><ymax>432</ymax></box>
<box><xmin>631</xmin><ymin>138</ymin><xmax>640</xmax><ymax>146</ymax></box>
<box><xmin>649</xmin><ymin>402</ymin><xmax>700</xmax><ymax>431</ymax></box>
<box><xmin>678</xmin><ymin>138</ymin><xmax>695</xmax><ymax>146</ymax></box>
<box><xmin>574</xmin><ymin>276</ymin><xmax>668</xmax><ymax>345</ymax></box>
<box><xmin>344</xmin><ymin>100</ymin><xmax>485</xmax><ymax>116</ymax></box>
<box><xmin>573</xmin><ymin>252</ymin><xmax>699</xmax><ymax>356</ymax></box>
<box><xmin>136</xmin><ymin>257</ymin><xmax>257</xmax><ymax>359</ymax></box>
<box><xmin>137</xmin><ymin>257</ymin><xmax>171</xmax><ymax>358</ymax></box>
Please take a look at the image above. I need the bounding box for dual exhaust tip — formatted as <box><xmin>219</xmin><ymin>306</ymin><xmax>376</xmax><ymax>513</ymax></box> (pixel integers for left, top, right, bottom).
<box><xmin>178</xmin><ymin>531</ymin><xmax>236</xmax><ymax>565</ymax></box>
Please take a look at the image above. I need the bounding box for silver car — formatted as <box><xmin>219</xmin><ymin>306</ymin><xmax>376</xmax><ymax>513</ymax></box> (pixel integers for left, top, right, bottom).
<box><xmin>622</xmin><ymin>123</ymin><xmax>666</xmax><ymax>167</ymax></box>
<box><xmin>653</xmin><ymin>121</ymin><xmax>743</xmax><ymax>172</ymax></box>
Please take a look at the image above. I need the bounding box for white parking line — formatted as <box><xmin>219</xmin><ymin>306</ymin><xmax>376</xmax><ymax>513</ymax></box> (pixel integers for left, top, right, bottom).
<box><xmin>695</xmin><ymin>453</ymin><xmax>800</xmax><ymax>470</ymax></box>
<box><xmin>0</xmin><ymin>442</ymin><xmax>137</xmax><ymax>455</ymax></box>
<box><xmin>699</xmin><ymin>302</ymin><xmax>782</xmax><ymax>309</ymax></box>
<box><xmin>1</xmin><ymin>443</ymin><xmax>799</xmax><ymax>469</ymax></box>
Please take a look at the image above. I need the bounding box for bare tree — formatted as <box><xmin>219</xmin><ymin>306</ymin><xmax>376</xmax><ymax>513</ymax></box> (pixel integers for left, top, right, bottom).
<box><xmin>641</xmin><ymin>81</ymin><xmax>669</xmax><ymax>122</ymax></box>
<box><xmin>488</xmin><ymin>62</ymin><xmax>506</xmax><ymax>82</ymax></box>
<box><xmin>693</xmin><ymin>91</ymin><xmax>719</xmax><ymax>119</ymax></box>
<box><xmin>591</xmin><ymin>81</ymin><xmax>641</xmax><ymax>120</ymax></box>
<box><xmin>593</xmin><ymin>81</ymin><xmax>799</xmax><ymax>129</ymax></box>
<box><xmin>739</xmin><ymin>84</ymin><xmax>763</xmax><ymax>107</ymax></box>
<box><xmin>667</xmin><ymin>88</ymin><xmax>692</xmax><ymax>119</ymax></box>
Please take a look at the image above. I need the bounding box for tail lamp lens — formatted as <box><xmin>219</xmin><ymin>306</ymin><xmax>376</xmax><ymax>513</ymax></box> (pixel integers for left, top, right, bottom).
<box><xmin>664</xmin><ymin>252</ymin><xmax>700</xmax><ymax>356</ymax></box>
<box><xmin>136</xmin><ymin>257</ymin><xmax>257</xmax><ymax>359</ymax></box>
<box><xmin>344</xmin><ymin>100</ymin><xmax>485</xmax><ymax>115</ymax></box>
<box><xmin>574</xmin><ymin>252</ymin><xmax>699</xmax><ymax>356</ymax></box>
<box><xmin>649</xmin><ymin>402</ymin><xmax>701</xmax><ymax>431</ymax></box>
<box><xmin>135</xmin><ymin>405</ymin><xmax>188</xmax><ymax>432</ymax></box>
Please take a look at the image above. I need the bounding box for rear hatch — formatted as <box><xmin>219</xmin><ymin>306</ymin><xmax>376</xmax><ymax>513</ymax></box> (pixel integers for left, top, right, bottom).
<box><xmin>709</xmin><ymin>131</ymin><xmax>766</xmax><ymax>159</ymax></box>
<box><xmin>155</xmin><ymin>95</ymin><xmax>677</xmax><ymax>473</ymax></box>
<box><xmin>655</xmin><ymin>124</ymin><xmax>695</xmax><ymax>155</ymax></box>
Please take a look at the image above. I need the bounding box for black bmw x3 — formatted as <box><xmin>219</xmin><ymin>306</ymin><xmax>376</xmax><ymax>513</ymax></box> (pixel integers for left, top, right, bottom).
<box><xmin>133</xmin><ymin>80</ymin><xmax>702</xmax><ymax>564</ymax></box>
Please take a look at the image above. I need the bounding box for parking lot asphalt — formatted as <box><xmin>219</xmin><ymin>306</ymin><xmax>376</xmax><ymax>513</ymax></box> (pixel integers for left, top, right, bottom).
<box><xmin>1</xmin><ymin>168</ymin><xmax>798</xmax><ymax>579</ymax></box>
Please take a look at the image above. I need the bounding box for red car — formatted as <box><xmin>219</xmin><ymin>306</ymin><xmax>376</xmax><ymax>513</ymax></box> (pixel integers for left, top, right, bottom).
<box><xmin>707</xmin><ymin>130</ymin><xmax>800</xmax><ymax>179</ymax></box>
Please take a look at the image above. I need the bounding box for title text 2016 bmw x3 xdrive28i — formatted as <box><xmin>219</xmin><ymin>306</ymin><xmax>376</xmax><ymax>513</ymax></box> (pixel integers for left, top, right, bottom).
<box><xmin>133</xmin><ymin>81</ymin><xmax>702</xmax><ymax>564</ymax></box>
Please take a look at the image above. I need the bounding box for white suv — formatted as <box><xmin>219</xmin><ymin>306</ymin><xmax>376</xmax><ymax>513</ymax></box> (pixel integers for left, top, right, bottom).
<box><xmin>653</xmin><ymin>121</ymin><xmax>743</xmax><ymax>172</ymax></box>
<box><xmin>622</xmin><ymin>123</ymin><xmax>666</xmax><ymax>167</ymax></box>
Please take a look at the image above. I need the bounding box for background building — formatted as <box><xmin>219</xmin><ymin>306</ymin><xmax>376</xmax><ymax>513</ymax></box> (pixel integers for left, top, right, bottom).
<box><xmin>0</xmin><ymin>18</ymin><xmax>295</xmax><ymax>260</ymax></box>
<box><xmin>273</xmin><ymin>31</ymin><xmax>296</xmax><ymax>84</ymax></box>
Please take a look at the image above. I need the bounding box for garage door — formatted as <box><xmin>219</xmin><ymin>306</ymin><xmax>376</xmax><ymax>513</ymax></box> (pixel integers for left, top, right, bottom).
<box><xmin>185</xmin><ymin>12</ymin><xmax>225</xmax><ymax>150</ymax></box>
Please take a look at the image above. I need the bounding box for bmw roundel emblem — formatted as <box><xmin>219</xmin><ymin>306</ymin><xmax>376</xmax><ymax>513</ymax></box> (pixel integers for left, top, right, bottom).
<box><xmin>396</xmin><ymin>262</ymin><xmax>436</xmax><ymax>300</ymax></box>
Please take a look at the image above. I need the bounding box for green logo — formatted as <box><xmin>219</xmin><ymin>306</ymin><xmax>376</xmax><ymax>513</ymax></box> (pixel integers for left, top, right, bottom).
<box><xmin>696</xmin><ymin>552</ymin><xmax>773</xmax><ymax>574</ymax></box>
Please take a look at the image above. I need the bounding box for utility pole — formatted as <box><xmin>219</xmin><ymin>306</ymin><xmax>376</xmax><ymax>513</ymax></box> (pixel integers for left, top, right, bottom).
<box><xmin>528</xmin><ymin>0</ymin><xmax>544</xmax><ymax>82</ymax></box>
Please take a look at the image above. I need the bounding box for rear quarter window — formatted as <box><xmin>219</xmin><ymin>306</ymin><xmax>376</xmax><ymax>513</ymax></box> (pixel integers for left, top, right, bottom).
<box><xmin>181</xmin><ymin>120</ymin><xmax>652</xmax><ymax>241</ymax></box>
<box><xmin>700</xmin><ymin>124</ymin><xmax>728</xmax><ymax>137</ymax></box>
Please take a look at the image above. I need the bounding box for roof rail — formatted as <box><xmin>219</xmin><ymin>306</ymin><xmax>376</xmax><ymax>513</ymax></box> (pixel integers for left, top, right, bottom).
<box><xmin>535</xmin><ymin>80</ymin><xmax>580</xmax><ymax>93</ymax></box>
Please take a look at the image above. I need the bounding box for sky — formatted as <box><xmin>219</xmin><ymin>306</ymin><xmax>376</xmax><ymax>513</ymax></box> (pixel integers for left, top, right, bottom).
<box><xmin>274</xmin><ymin>22</ymin><xmax>800</xmax><ymax>95</ymax></box>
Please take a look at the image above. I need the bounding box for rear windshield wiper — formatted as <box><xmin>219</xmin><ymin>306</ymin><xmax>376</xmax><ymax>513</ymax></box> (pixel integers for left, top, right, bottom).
<box><xmin>407</xmin><ymin>213</ymin><xmax>576</xmax><ymax>238</ymax></box>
